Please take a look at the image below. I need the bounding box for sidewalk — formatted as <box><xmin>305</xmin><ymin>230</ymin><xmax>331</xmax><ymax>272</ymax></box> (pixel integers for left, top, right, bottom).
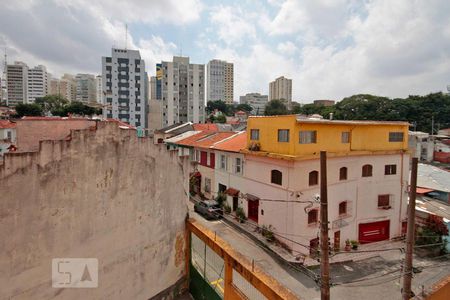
<box><xmin>220</xmin><ymin>208</ymin><xmax>405</xmax><ymax>267</ymax></box>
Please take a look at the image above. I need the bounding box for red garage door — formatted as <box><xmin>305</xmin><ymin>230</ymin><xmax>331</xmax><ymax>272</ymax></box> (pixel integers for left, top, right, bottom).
<box><xmin>358</xmin><ymin>220</ymin><xmax>390</xmax><ymax>244</ymax></box>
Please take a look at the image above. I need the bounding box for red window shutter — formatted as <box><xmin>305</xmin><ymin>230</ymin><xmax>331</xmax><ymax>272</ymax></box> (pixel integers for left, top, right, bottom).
<box><xmin>200</xmin><ymin>151</ymin><xmax>207</xmax><ymax>166</ymax></box>
<box><xmin>210</xmin><ymin>153</ymin><xmax>215</xmax><ymax>169</ymax></box>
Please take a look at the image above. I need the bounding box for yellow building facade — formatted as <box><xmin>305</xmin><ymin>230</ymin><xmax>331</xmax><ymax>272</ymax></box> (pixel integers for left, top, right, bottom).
<box><xmin>245</xmin><ymin>115</ymin><xmax>409</xmax><ymax>159</ymax></box>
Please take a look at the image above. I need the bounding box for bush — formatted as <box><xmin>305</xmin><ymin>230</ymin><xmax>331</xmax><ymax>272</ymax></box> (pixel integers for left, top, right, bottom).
<box><xmin>223</xmin><ymin>203</ymin><xmax>231</xmax><ymax>214</ymax></box>
<box><xmin>262</xmin><ymin>225</ymin><xmax>275</xmax><ymax>242</ymax></box>
<box><xmin>215</xmin><ymin>192</ymin><xmax>226</xmax><ymax>207</ymax></box>
<box><xmin>236</xmin><ymin>207</ymin><xmax>246</xmax><ymax>223</ymax></box>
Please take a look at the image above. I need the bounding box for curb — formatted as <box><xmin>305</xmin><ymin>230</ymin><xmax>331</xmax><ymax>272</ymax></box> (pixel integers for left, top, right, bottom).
<box><xmin>221</xmin><ymin>215</ymin><xmax>317</xmax><ymax>279</ymax></box>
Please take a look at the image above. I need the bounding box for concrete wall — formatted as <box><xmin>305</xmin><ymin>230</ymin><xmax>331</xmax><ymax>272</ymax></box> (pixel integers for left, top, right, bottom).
<box><xmin>15</xmin><ymin>118</ymin><xmax>96</xmax><ymax>152</ymax></box>
<box><xmin>0</xmin><ymin>121</ymin><xmax>188</xmax><ymax>299</ymax></box>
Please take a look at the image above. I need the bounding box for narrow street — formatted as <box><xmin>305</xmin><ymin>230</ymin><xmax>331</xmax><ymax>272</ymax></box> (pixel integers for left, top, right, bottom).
<box><xmin>188</xmin><ymin>201</ymin><xmax>450</xmax><ymax>300</ymax></box>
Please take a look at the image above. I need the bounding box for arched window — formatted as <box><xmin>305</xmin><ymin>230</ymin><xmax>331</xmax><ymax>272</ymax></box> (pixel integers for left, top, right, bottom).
<box><xmin>309</xmin><ymin>171</ymin><xmax>319</xmax><ymax>186</ymax></box>
<box><xmin>339</xmin><ymin>201</ymin><xmax>347</xmax><ymax>216</ymax></box>
<box><xmin>339</xmin><ymin>167</ymin><xmax>347</xmax><ymax>180</ymax></box>
<box><xmin>362</xmin><ymin>164</ymin><xmax>373</xmax><ymax>177</ymax></box>
<box><xmin>308</xmin><ymin>209</ymin><xmax>318</xmax><ymax>224</ymax></box>
<box><xmin>271</xmin><ymin>170</ymin><xmax>282</xmax><ymax>185</ymax></box>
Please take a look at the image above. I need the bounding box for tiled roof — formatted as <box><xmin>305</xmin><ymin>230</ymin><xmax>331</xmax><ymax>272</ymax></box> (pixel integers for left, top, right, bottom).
<box><xmin>192</xmin><ymin>123</ymin><xmax>218</xmax><ymax>131</ymax></box>
<box><xmin>105</xmin><ymin>118</ymin><xmax>136</xmax><ymax>129</ymax></box>
<box><xmin>212</xmin><ymin>132</ymin><xmax>247</xmax><ymax>152</ymax></box>
<box><xmin>0</xmin><ymin>120</ymin><xmax>16</xmax><ymax>129</ymax></box>
<box><xmin>174</xmin><ymin>131</ymin><xmax>235</xmax><ymax>149</ymax></box>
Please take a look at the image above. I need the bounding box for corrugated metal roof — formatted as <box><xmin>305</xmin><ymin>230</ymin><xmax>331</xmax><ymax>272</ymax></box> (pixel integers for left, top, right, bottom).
<box><xmin>416</xmin><ymin>163</ymin><xmax>450</xmax><ymax>192</ymax></box>
<box><xmin>212</xmin><ymin>132</ymin><xmax>247</xmax><ymax>153</ymax></box>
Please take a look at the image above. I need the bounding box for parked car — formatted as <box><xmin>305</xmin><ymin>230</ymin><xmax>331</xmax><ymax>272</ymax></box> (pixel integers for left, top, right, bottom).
<box><xmin>194</xmin><ymin>200</ymin><xmax>223</xmax><ymax>220</ymax></box>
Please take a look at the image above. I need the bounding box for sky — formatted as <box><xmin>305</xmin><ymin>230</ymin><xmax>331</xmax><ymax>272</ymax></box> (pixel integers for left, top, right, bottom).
<box><xmin>0</xmin><ymin>0</ymin><xmax>449</xmax><ymax>103</ymax></box>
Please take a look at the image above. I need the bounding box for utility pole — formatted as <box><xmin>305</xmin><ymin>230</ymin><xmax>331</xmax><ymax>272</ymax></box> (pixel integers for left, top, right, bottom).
<box><xmin>320</xmin><ymin>151</ymin><xmax>330</xmax><ymax>300</ymax></box>
<box><xmin>403</xmin><ymin>157</ymin><xmax>418</xmax><ymax>299</ymax></box>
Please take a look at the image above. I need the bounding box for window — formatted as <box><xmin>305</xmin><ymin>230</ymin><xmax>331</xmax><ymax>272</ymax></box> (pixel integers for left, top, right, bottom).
<box><xmin>385</xmin><ymin>164</ymin><xmax>397</xmax><ymax>175</ymax></box>
<box><xmin>278</xmin><ymin>129</ymin><xmax>289</xmax><ymax>142</ymax></box>
<box><xmin>378</xmin><ymin>194</ymin><xmax>390</xmax><ymax>207</ymax></box>
<box><xmin>339</xmin><ymin>167</ymin><xmax>347</xmax><ymax>180</ymax></box>
<box><xmin>309</xmin><ymin>171</ymin><xmax>319</xmax><ymax>186</ymax></box>
<box><xmin>204</xmin><ymin>178</ymin><xmax>211</xmax><ymax>193</ymax></box>
<box><xmin>220</xmin><ymin>155</ymin><xmax>227</xmax><ymax>170</ymax></box>
<box><xmin>235</xmin><ymin>158</ymin><xmax>242</xmax><ymax>174</ymax></box>
<box><xmin>250</xmin><ymin>129</ymin><xmax>260</xmax><ymax>140</ymax></box>
<box><xmin>299</xmin><ymin>130</ymin><xmax>317</xmax><ymax>144</ymax></box>
<box><xmin>339</xmin><ymin>201</ymin><xmax>347</xmax><ymax>216</ymax></box>
<box><xmin>271</xmin><ymin>170</ymin><xmax>282</xmax><ymax>185</ymax></box>
<box><xmin>389</xmin><ymin>132</ymin><xmax>404</xmax><ymax>142</ymax></box>
<box><xmin>362</xmin><ymin>164</ymin><xmax>373</xmax><ymax>177</ymax></box>
<box><xmin>308</xmin><ymin>209</ymin><xmax>318</xmax><ymax>224</ymax></box>
<box><xmin>341</xmin><ymin>132</ymin><xmax>350</xmax><ymax>143</ymax></box>
<box><xmin>195</xmin><ymin>150</ymin><xmax>200</xmax><ymax>162</ymax></box>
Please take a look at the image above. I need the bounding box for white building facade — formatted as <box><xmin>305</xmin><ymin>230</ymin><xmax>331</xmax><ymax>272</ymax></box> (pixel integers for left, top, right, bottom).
<box><xmin>160</xmin><ymin>56</ymin><xmax>205</xmax><ymax>127</ymax></box>
<box><xmin>6</xmin><ymin>62</ymin><xmax>28</xmax><ymax>107</ymax></box>
<box><xmin>102</xmin><ymin>48</ymin><xmax>148</xmax><ymax>128</ymax></box>
<box><xmin>207</xmin><ymin>59</ymin><xmax>234</xmax><ymax>104</ymax></box>
<box><xmin>239</xmin><ymin>93</ymin><xmax>268</xmax><ymax>115</ymax></box>
<box><xmin>27</xmin><ymin>65</ymin><xmax>48</xmax><ymax>103</ymax></box>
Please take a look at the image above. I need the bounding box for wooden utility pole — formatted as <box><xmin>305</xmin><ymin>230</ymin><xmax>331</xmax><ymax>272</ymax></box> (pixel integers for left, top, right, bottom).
<box><xmin>403</xmin><ymin>157</ymin><xmax>418</xmax><ymax>299</ymax></box>
<box><xmin>320</xmin><ymin>151</ymin><xmax>330</xmax><ymax>300</ymax></box>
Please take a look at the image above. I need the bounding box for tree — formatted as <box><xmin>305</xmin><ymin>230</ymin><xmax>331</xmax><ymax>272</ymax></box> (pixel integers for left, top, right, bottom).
<box><xmin>206</xmin><ymin>100</ymin><xmax>228</xmax><ymax>114</ymax></box>
<box><xmin>15</xmin><ymin>103</ymin><xmax>43</xmax><ymax>117</ymax></box>
<box><xmin>62</xmin><ymin>101</ymin><xmax>98</xmax><ymax>116</ymax></box>
<box><xmin>236</xmin><ymin>103</ymin><xmax>253</xmax><ymax>113</ymax></box>
<box><xmin>214</xmin><ymin>114</ymin><xmax>226</xmax><ymax>123</ymax></box>
<box><xmin>264</xmin><ymin>99</ymin><xmax>288</xmax><ymax>116</ymax></box>
<box><xmin>35</xmin><ymin>94</ymin><xmax>69</xmax><ymax>115</ymax></box>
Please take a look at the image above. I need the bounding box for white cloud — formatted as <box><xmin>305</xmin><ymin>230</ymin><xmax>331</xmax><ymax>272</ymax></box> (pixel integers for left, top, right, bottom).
<box><xmin>209</xmin><ymin>5</ymin><xmax>257</xmax><ymax>45</ymax></box>
<box><xmin>277</xmin><ymin>41</ymin><xmax>298</xmax><ymax>56</ymax></box>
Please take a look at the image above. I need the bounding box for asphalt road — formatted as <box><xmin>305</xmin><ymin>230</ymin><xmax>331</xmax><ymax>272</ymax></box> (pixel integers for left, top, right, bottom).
<box><xmin>189</xmin><ymin>203</ymin><xmax>450</xmax><ymax>300</ymax></box>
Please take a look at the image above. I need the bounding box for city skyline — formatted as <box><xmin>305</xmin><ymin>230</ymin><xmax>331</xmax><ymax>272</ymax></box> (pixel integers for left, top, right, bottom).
<box><xmin>0</xmin><ymin>0</ymin><xmax>449</xmax><ymax>103</ymax></box>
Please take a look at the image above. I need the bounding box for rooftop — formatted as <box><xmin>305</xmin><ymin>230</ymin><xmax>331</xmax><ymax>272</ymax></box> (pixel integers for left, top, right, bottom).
<box><xmin>417</xmin><ymin>163</ymin><xmax>450</xmax><ymax>192</ymax></box>
<box><xmin>173</xmin><ymin>131</ymin><xmax>236</xmax><ymax>149</ymax></box>
<box><xmin>212</xmin><ymin>132</ymin><xmax>247</xmax><ymax>153</ymax></box>
<box><xmin>0</xmin><ymin>120</ymin><xmax>16</xmax><ymax>129</ymax></box>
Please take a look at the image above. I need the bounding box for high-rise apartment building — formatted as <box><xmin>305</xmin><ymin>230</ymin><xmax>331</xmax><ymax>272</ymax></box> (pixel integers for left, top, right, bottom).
<box><xmin>207</xmin><ymin>59</ymin><xmax>233</xmax><ymax>104</ymax></box>
<box><xmin>27</xmin><ymin>65</ymin><xmax>48</xmax><ymax>103</ymax></box>
<box><xmin>96</xmin><ymin>75</ymin><xmax>102</xmax><ymax>104</ymax></box>
<box><xmin>239</xmin><ymin>93</ymin><xmax>268</xmax><ymax>115</ymax></box>
<box><xmin>160</xmin><ymin>56</ymin><xmax>205</xmax><ymax>127</ymax></box>
<box><xmin>102</xmin><ymin>48</ymin><xmax>148</xmax><ymax>128</ymax></box>
<box><xmin>150</xmin><ymin>76</ymin><xmax>157</xmax><ymax>100</ymax></box>
<box><xmin>75</xmin><ymin>73</ymin><xmax>96</xmax><ymax>103</ymax></box>
<box><xmin>6</xmin><ymin>62</ymin><xmax>28</xmax><ymax>107</ymax></box>
<box><xmin>269</xmin><ymin>76</ymin><xmax>292</xmax><ymax>107</ymax></box>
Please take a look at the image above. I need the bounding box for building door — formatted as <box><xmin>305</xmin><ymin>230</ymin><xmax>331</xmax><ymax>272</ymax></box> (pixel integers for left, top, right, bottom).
<box><xmin>247</xmin><ymin>200</ymin><xmax>259</xmax><ymax>223</ymax></box>
<box><xmin>334</xmin><ymin>231</ymin><xmax>341</xmax><ymax>251</ymax></box>
<box><xmin>359</xmin><ymin>220</ymin><xmax>390</xmax><ymax>244</ymax></box>
<box><xmin>232</xmin><ymin>196</ymin><xmax>238</xmax><ymax>212</ymax></box>
<box><xmin>218</xmin><ymin>184</ymin><xmax>227</xmax><ymax>194</ymax></box>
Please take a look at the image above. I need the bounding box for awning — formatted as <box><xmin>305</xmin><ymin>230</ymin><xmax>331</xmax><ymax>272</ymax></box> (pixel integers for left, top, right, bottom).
<box><xmin>225</xmin><ymin>188</ymin><xmax>240</xmax><ymax>196</ymax></box>
<box><xmin>245</xmin><ymin>193</ymin><xmax>260</xmax><ymax>201</ymax></box>
<box><xmin>190</xmin><ymin>171</ymin><xmax>201</xmax><ymax>177</ymax></box>
<box><xmin>416</xmin><ymin>187</ymin><xmax>435</xmax><ymax>194</ymax></box>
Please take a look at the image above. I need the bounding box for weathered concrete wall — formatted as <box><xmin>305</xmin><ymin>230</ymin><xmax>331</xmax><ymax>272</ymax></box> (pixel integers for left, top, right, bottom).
<box><xmin>0</xmin><ymin>121</ymin><xmax>188</xmax><ymax>299</ymax></box>
<box><xmin>15</xmin><ymin>118</ymin><xmax>96</xmax><ymax>152</ymax></box>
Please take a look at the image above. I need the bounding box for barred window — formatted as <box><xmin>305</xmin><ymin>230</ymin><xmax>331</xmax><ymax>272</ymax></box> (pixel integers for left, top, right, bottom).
<box><xmin>250</xmin><ymin>129</ymin><xmax>260</xmax><ymax>140</ymax></box>
<box><xmin>389</xmin><ymin>132</ymin><xmax>404</xmax><ymax>142</ymax></box>
<box><xmin>299</xmin><ymin>131</ymin><xmax>317</xmax><ymax>144</ymax></box>
<box><xmin>278</xmin><ymin>129</ymin><xmax>289</xmax><ymax>142</ymax></box>
<box><xmin>341</xmin><ymin>132</ymin><xmax>350</xmax><ymax>143</ymax></box>
<box><xmin>385</xmin><ymin>164</ymin><xmax>397</xmax><ymax>175</ymax></box>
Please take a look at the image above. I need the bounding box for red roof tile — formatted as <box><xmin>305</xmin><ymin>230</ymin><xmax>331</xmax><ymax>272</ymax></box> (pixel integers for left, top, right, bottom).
<box><xmin>0</xmin><ymin>120</ymin><xmax>16</xmax><ymax>129</ymax></box>
<box><xmin>212</xmin><ymin>132</ymin><xmax>247</xmax><ymax>152</ymax></box>
<box><xmin>192</xmin><ymin>123</ymin><xmax>218</xmax><ymax>131</ymax></box>
<box><xmin>174</xmin><ymin>131</ymin><xmax>235</xmax><ymax>149</ymax></box>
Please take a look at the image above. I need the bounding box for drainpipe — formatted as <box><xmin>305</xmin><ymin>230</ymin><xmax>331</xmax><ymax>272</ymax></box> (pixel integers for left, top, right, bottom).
<box><xmin>399</xmin><ymin>151</ymin><xmax>405</xmax><ymax>235</ymax></box>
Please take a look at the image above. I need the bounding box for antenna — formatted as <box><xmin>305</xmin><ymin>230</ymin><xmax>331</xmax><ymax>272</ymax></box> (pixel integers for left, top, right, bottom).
<box><xmin>180</xmin><ymin>43</ymin><xmax>183</xmax><ymax>57</ymax></box>
<box><xmin>125</xmin><ymin>24</ymin><xmax>128</xmax><ymax>50</ymax></box>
